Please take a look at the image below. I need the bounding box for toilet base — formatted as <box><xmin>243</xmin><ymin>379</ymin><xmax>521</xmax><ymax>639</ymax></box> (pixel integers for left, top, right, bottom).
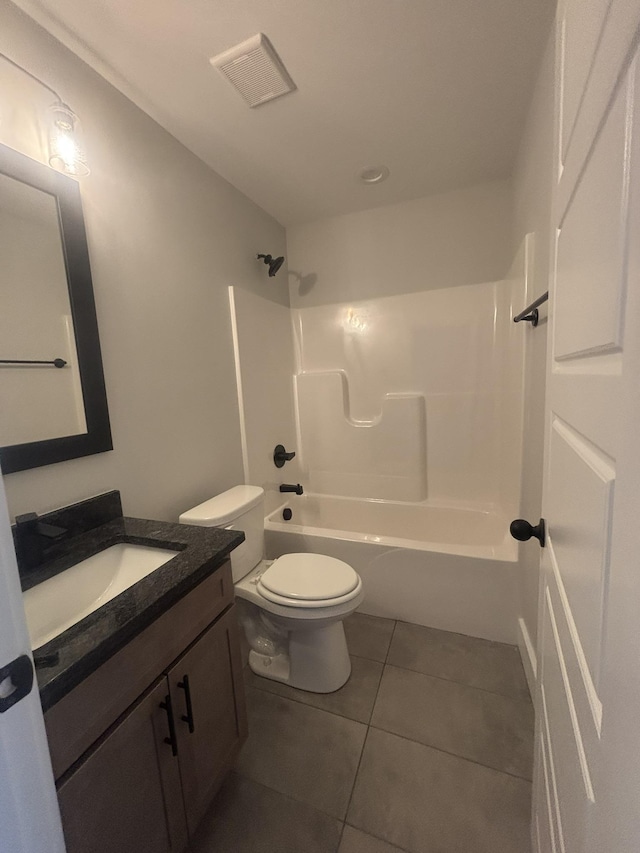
<box><xmin>248</xmin><ymin>622</ymin><xmax>352</xmax><ymax>693</ymax></box>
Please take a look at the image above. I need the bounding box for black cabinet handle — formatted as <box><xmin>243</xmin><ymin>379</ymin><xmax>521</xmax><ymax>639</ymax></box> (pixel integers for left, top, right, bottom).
<box><xmin>177</xmin><ymin>675</ymin><xmax>195</xmax><ymax>734</ymax></box>
<box><xmin>0</xmin><ymin>655</ymin><xmax>34</xmax><ymax>713</ymax></box>
<box><xmin>160</xmin><ymin>694</ymin><xmax>178</xmax><ymax>756</ymax></box>
<box><xmin>510</xmin><ymin>518</ymin><xmax>546</xmax><ymax>547</ymax></box>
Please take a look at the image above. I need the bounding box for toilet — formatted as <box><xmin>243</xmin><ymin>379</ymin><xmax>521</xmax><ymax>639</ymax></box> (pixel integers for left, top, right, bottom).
<box><xmin>179</xmin><ymin>485</ymin><xmax>364</xmax><ymax>693</ymax></box>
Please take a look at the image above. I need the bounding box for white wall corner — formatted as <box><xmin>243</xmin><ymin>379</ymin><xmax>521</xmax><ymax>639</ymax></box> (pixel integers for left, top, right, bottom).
<box><xmin>517</xmin><ymin>615</ymin><xmax>538</xmax><ymax>698</ymax></box>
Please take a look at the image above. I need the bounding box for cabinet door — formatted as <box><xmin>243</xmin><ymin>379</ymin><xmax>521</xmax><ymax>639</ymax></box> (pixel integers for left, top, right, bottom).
<box><xmin>168</xmin><ymin>604</ymin><xmax>248</xmax><ymax>835</ymax></box>
<box><xmin>57</xmin><ymin>679</ymin><xmax>188</xmax><ymax>853</ymax></box>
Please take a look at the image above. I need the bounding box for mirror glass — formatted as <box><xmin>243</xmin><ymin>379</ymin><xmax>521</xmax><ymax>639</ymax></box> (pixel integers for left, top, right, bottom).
<box><xmin>0</xmin><ymin>172</ymin><xmax>87</xmax><ymax>445</ymax></box>
<box><xmin>0</xmin><ymin>143</ymin><xmax>112</xmax><ymax>475</ymax></box>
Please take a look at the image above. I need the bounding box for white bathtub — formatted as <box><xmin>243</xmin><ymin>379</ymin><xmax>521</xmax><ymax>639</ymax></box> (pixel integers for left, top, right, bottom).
<box><xmin>265</xmin><ymin>494</ymin><xmax>519</xmax><ymax>644</ymax></box>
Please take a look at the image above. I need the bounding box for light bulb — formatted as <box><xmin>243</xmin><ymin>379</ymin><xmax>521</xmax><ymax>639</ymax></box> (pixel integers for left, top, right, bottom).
<box><xmin>48</xmin><ymin>102</ymin><xmax>89</xmax><ymax>176</ymax></box>
<box><xmin>52</xmin><ymin>131</ymin><xmax>79</xmax><ymax>172</ymax></box>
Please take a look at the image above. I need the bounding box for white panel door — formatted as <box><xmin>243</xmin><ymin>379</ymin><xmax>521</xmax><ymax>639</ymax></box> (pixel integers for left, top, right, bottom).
<box><xmin>534</xmin><ymin>2</ymin><xmax>640</xmax><ymax>852</ymax></box>
<box><xmin>0</xmin><ymin>466</ymin><xmax>66</xmax><ymax>852</ymax></box>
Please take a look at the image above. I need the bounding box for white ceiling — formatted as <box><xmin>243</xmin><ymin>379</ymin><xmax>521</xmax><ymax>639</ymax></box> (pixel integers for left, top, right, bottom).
<box><xmin>13</xmin><ymin>0</ymin><xmax>554</xmax><ymax>226</ymax></box>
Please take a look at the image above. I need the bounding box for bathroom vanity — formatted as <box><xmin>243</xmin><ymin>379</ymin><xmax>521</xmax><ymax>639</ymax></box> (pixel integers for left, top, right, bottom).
<box><xmin>16</xmin><ymin>492</ymin><xmax>247</xmax><ymax>853</ymax></box>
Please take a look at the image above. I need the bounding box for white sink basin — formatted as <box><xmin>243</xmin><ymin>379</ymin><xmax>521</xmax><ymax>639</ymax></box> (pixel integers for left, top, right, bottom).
<box><xmin>23</xmin><ymin>543</ymin><xmax>179</xmax><ymax>650</ymax></box>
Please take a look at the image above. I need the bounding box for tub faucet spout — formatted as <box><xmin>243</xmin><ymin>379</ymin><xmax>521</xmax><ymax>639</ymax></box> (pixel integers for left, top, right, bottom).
<box><xmin>279</xmin><ymin>483</ymin><xmax>303</xmax><ymax>495</ymax></box>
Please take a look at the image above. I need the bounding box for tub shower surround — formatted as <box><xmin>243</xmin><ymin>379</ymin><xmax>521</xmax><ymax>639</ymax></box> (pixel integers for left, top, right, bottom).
<box><xmin>291</xmin><ymin>274</ymin><xmax>525</xmax><ymax>511</ymax></box>
<box><xmin>295</xmin><ymin>371</ymin><xmax>427</xmax><ymax>502</ymax></box>
<box><xmin>230</xmin><ymin>242</ymin><xmax>530</xmax><ymax>643</ymax></box>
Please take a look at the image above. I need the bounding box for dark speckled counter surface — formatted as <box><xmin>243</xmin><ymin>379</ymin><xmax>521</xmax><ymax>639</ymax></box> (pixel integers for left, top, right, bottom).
<box><xmin>28</xmin><ymin>516</ymin><xmax>243</xmax><ymax>711</ymax></box>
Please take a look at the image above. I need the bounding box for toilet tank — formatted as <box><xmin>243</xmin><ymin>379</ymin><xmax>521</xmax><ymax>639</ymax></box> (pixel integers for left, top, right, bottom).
<box><xmin>179</xmin><ymin>485</ymin><xmax>264</xmax><ymax>582</ymax></box>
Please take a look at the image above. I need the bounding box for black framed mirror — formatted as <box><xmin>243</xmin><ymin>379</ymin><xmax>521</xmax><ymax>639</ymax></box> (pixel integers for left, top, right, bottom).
<box><xmin>0</xmin><ymin>142</ymin><xmax>112</xmax><ymax>474</ymax></box>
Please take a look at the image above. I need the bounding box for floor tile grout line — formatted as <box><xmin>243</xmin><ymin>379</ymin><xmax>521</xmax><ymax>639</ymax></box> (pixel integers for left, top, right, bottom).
<box><xmin>392</xmin><ymin>616</ymin><xmax>522</xmax><ymax>651</ymax></box>
<box><xmin>340</xmin><ymin>629</ymin><xmax>392</xmax><ymax>837</ymax></box>
<box><xmin>239</xmin><ymin>687</ymin><xmax>375</xmax><ymax>822</ymax></box>
<box><xmin>245</xmin><ymin>661</ymin><xmax>384</xmax><ymax>726</ymax></box>
<box><xmin>246</xmin><ymin>650</ymin><xmax>529</xmax><ymax>705</ymax></box>
<box><xmin>383</xmin><ymin>620</ymin><xmax>398</xmax><ymax>665</ymax></box>
<box><xmin>340</xmin><ymin>724</ymin><xmax>373</xmax><ymax>836</ymax></box>
<box><xmin>246</xmin><ymin>630</ymin><xmax>531</xmax><ymax>741</ymax></box>
<box><xmin>382</xmin><ymin>659</ymin><xmax>532</xmax><ymax>703</ymax></box>
<box><xmin>245</xmin><ymin>623</ymin><xmax>532</xmax><ymax>753</ymax></box>
<box><xmin>244</xmin><ymin>678</ymin><xmax>377</xmax><ymax>726</ymax></box>
<box><xmin>233</xmin><ymin>761</ymin><xmax>355</xmax><ymax>825</ymax></box>
<box><xmin>343</xmin><ymin>821</ymin><xmax>415</xmax><ymax>853</ymax></box>
<box><xmin>225</xmin><ymin>769</ymin><xmax>348</xmax><ymax>833</ymax></box>
<box><xmin>234</xmin><ymin>768</ymin><xmax>360</xmax><ymax>824</ymax></box>
<box><xmin>235</xmin><ymin>616</ymin><xmax>531</xmax><ymax>851</ymax></box>
<box><xmin>244</xmin><ymin>637</ymin><xmax>391</xmax><ymax>725</ymax></box>
<box><xmin>355</xmin><ymin>617</ymin><xmax>530</xmax><ymax>703</ymax></box>
<box><xmin>246</xmin><ymin>670</ymin><xmax>530</xmax><ymax>708</ymax></box>
<box><xmin>344</xmin><ymin>650</ymin><xmax>390</xmax><ymax>665</ymax></box>
<box><xmin>366</xmin><ymin>722</ymin><xmax>534</xmax><ymax>783</ymax></box>
<box><xmin>254</xmin><ymin>613</ymin><xmax>529</xmax><ymax>699</ymax></box>
<box><xmin>238</xmin><ymin>684</ymin><xmax>531</xmax><ymax>831</ymax></box>
<box><xmin>366</xmin><ymin>645</ymin><xmax>388</xmax><ymax>727</ymax></box>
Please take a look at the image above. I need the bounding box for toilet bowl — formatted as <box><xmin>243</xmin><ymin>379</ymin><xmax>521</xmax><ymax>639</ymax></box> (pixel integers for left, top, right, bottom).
<box><xmin>179</xmin><ymin>485</ymin><xmax>364</xmax><ymax>692</ymax></box>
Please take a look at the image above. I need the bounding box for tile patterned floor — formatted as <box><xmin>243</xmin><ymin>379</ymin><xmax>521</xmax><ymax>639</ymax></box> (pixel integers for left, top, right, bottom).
<box><xmin>191</xmin><ymin>614</ymin><xmax>534</xmax><ymax>853</ymax></box>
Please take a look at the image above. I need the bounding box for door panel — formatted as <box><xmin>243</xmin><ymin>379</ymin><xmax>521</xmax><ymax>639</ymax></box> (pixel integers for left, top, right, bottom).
<box><xmin>536</xmin><ymin>695</ymin><xmax>563</xmax><ymax>853</ymax></box>
<box><xmin>0</xmin><ymin>472</ymin><xmax>65</xmax><ymax>853</ymax></box>
<box><xmin>558</xmin><ymin>0</ymin><xmax>611</xmax><ymax>165</ymax></box>
<box><xmin>541</xmin><ymin>591</ymin><xmax>593</xmax><ymax>853</ymax></box>
<box><xmin>535</xmin><ymin>740</ymin><xmax>558</xmax><ymax>853</ymax></box>
<box><xmin>168</xmin><ymin>605</ymin><xmax>248</xmax><ymax>836</ymax></box>
<box><xmin>547</xmin><ymin>418</ymin><xmax>614</xmax><ymax>682</ymax></box>
<box><xmin>555</xmin><ymin>70</ymin><xmax>631</xmax><ymax>360</ymax></box>
<box><xmin>57</xmin><ymin>679</ymin><xmax>188</xmax><ymax>853</ymax></box>
<box><xmin>536</xmin><ymin>2</ymin><xmax>640</xmax><ymax>852</ymax></box>
<box><xmin>547</xmin><ymin>545</ymin><xmax>601</xmax><ymax>751</ymax></box>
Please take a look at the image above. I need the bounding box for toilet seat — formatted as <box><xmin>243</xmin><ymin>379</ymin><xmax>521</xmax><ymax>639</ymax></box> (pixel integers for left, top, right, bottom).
<box><xmin>257</xmin><ymin>553</ymin><xmax>362</xmax><ymax>609</ymax></box>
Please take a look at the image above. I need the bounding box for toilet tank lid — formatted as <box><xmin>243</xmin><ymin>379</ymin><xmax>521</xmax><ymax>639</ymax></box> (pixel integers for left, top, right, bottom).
<box><xmin>179</xmin><ymin>485</ymin><xmax>264</xmax><ymax>526</ymax></box>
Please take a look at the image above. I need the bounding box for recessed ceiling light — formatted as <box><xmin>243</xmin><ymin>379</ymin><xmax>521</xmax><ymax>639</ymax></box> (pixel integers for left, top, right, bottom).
<box><xmin>358</xmin><ymin>165</ymin><xmax>390</xmax><ymax>184</ymax></box>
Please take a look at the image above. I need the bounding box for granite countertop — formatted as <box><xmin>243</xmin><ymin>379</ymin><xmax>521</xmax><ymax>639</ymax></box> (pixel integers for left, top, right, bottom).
<box><xmin>29</xmin><ymin>516</ymin><xmax>244</xmax><ymax>711</ymax></box>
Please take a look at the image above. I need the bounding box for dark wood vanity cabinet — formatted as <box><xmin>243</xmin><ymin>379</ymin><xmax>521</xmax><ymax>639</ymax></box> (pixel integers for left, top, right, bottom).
<box><xmin>50</xmin><ymin>565</ymin><xmax>247</xmax><ymax>853</ymax></box>
<box><xmin>167</xmin><ymin>607</ymin><xmax>245</xmax><ymax>836</ymax></box>
<box><xmin>57</xmin><ymin>679</ymin><xmax>187</xmax><ymax>853</ymax></box>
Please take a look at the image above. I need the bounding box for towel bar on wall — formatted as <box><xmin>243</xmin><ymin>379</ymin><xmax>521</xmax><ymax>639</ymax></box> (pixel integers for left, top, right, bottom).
<box><xmin>0</xmin><ymin>358</ymin><xmax>67</xmax><ymax>368</ymax></box>
<box><xmin>513</xmin><ymin>291</ymin><xmax>549</xmax><ymax>327</ymax></box>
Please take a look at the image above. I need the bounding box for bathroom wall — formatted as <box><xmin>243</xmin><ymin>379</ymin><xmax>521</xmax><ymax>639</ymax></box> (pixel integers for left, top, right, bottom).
<box><xmin>286</xmin><ymin>181</ymin><xmax>525</xmax><ymax>514</ymax></box>
<box><xmin>510</xmin><ymin>30</ymin><xmax>555</xmax><ymax>682</ymax></box>
<box><xmin>287</xmin><ymin>180</ymin><xmax>512</xmax><ymax>307</ymax></box>
<box><xmin>0</xmin><ymin>2</ymin><xmax>288</xmax><ymax>523</ymax></box>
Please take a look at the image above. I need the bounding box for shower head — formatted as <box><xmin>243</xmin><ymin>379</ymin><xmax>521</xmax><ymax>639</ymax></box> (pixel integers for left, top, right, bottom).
<box><xmin>257</xmin><ymin>253</ymin><xmax>285</xmax><ymax>277</ymax></box>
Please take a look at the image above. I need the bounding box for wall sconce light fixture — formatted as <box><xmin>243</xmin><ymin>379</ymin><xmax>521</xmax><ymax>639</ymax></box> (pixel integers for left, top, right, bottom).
<box><xmin>0</xmin><ymin>52</ymin><xmax>89</xmax><ymax>177</ymax></box>
<box><xmin>48</xmin><ymin>101</ymin><xmax>89</xmax><ymax>176</ymax></box>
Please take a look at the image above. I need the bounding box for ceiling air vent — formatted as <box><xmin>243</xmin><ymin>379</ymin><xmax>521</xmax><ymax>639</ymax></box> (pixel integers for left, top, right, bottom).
<box><xmin>209</xmin><ymin>33</ymin><xmax>296</xmax><ymax>108</ymax></box>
